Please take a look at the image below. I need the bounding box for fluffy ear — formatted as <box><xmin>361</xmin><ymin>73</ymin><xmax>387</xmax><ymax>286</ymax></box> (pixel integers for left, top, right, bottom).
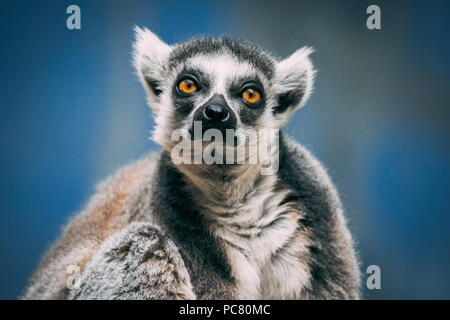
<box><xmin>133</xmin><ymin>26</ymin><xmax>172</xmax><ymax>109</ymax></box>
<box><xmin>272</xmin><ymin>47</ymin><xmax>315</xmax><ymax>116</ymax></box>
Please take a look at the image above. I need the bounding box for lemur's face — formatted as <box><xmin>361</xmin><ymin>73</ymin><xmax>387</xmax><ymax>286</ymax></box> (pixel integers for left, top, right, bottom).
<box><xmin>170</xmin><ymin>54</ymin><xmax>270</xmax><ymax>140</ymax></box>
<box><xmin>133</xmin><ymin>27</ymin><xmax>315</xmax><ymax>153</ymax></box>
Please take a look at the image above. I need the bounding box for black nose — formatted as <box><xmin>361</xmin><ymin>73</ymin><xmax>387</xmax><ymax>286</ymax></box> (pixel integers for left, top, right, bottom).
<box><xmin>191</xmin><ymin>94</ymin><xmax>237</xmax><ymax>137</ymax></box>
<box><xmin>203</xmin><ymin>105</ymin><xmax>230</xmax><ymax>122</ymax></box>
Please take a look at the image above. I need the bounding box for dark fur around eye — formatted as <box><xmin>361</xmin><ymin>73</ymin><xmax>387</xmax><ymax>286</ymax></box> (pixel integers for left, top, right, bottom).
<box><xmin>174</xmin><ymin>68</ymin><xmax>211</xmax><ymax>96</ymax></box>
<box><xmin>176</xmin><ymin>76</ymin><xmax>199</xmax><ymax>95</ymax></box>
<box><xmin>229</xmin><ymin>78</ymin><xmax>265</xmax><ymax>108</ymax></box>
<box><xmin>227</xmin><ymin>77</ymin><xmax>266</xmax><ymax>124</ymax></box>
<box><xmin>171</xmin><ymin>69</ymin><xmax>211</xmax><ymax>120</ymax></box>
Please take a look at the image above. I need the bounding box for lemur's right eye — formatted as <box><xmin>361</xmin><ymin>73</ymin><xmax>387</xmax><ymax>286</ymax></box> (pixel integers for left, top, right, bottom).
<box><xmin>242</xmin><ymin>88</ymin><xmax>261</xmax><ymax>104</ymax></box>
<box><xmin>178</xmin><ymin>79</ymin><xmax>198</xmax><ymax>94</ymax></box>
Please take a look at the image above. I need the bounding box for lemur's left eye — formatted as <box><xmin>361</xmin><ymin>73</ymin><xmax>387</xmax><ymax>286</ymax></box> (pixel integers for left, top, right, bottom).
<box><xmin>178</xmin><ymin>79</ymin><xmax>198</xmax><ymax>94</ymax></box>
<box><xmin>242</xmin><ymin>88</ymin><xmax>261</xmax><ymax>104</ymax></box>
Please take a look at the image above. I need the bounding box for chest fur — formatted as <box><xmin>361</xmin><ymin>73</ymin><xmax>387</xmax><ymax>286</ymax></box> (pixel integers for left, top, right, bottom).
<box><xmin>207</xmin><ymin>178</ymin><xmax>312</xmax><ymax>299</ymax></box>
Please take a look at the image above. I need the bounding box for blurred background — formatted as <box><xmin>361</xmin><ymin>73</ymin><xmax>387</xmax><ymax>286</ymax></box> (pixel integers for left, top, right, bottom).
<box><xmin>1</xmin><ymin>0</ymin><xmax>449</xmax><ymax>299</ymax></box>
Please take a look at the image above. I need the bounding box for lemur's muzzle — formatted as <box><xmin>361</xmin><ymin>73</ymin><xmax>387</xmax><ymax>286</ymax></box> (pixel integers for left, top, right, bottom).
<box><xmin>192</xmin><ymin>94</ymin><xmax>237</xmax><ymax>137</ymax></box>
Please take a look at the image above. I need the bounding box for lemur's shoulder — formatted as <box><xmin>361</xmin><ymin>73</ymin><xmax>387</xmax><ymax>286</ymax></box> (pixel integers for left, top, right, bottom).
<box><xmin>277</xmin><ymin>133</ymin><xmax>360</xmax><ymax>299</ymax></box>
<box><xmin>64</xmin><ymin>152</ymin><xmax>160</xmax><ymax>240</ymax></box>
<box><xmin>23</xmin><ymin>153</ymin><xmax>160</xmax><ymax>299</ymax></box>
<box><xmin>277</xmin><ymin>133</ymin><xmax>342</xmax><ymax>212</ymax></box>
<box><xmin>68</xmin><ymin>222</ymin><xmax>196</xmax><ymax>300</ymax></box>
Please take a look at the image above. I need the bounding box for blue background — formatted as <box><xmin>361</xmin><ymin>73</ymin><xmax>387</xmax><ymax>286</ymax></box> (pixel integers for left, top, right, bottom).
<box><xmin>1</xmin><ymin>0</ymin><xmax>449</xmax><ymax>299</ymax></box>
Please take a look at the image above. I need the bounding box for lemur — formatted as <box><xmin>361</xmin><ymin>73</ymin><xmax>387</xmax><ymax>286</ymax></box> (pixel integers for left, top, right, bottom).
<box><xmin>23</xmin><ymin>27</ymin><xmax>360</xmax><ymax>300</ymax></box>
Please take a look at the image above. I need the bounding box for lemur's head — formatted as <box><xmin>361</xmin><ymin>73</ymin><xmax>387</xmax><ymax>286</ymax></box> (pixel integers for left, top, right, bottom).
<box><xmin>133</xmin><ymin>27</ymin><xmax>315</xmax><ymax>155</ymax></box>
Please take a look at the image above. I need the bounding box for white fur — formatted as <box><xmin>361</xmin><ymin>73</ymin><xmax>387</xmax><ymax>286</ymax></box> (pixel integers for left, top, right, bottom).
<box><xmin>189</xmin><ymin>171</ymin><xmax>312</xmax><ymax>299</ymax></box>
<box><xmin>133</xmin><ymin>30</ymin><xmax>317</xmax><ymax>299</ymax></box>
<box><xmin>272</xmin><ymin>47</ymin><xmax>316</xmax><ymax>126</ymax></box>
<box><xmin>133</xmin><ymin>26</ymin><xmax>172</xmax><ymax>112</ymax></box>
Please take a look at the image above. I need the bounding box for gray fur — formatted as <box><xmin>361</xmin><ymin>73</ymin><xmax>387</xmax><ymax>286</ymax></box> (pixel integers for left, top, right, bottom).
<box><xmin>69</xmin><ymin>223</ymin><xmax>195</xmax><ymax>300</ymax></box>
<box><xmin>23</xmin><ymin>28</ymin><xmax>360</xmax><ymax>300</ymax></box>
<box><xmin>167</xmin><ymin>37</ymin><xmax>275</xmax><ymax>79</ymax></box>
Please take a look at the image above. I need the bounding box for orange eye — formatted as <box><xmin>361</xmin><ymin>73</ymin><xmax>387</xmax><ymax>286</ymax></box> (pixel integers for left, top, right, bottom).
<box><xmin>242</xmin><ymin>88</ymin><xmax>261</xmax><ymax>104</ymax></box>
<box><xmin>178</xmin><ymin>79</ymin><xmax>197</xmax><ymax>94</ymax></box>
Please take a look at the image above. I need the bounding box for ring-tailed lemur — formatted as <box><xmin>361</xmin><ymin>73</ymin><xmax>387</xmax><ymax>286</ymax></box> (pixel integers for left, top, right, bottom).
<box><xmin>23</xmin><ymin>27</ymin><xmax>360</xmax><ymax>300</ymax></box>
